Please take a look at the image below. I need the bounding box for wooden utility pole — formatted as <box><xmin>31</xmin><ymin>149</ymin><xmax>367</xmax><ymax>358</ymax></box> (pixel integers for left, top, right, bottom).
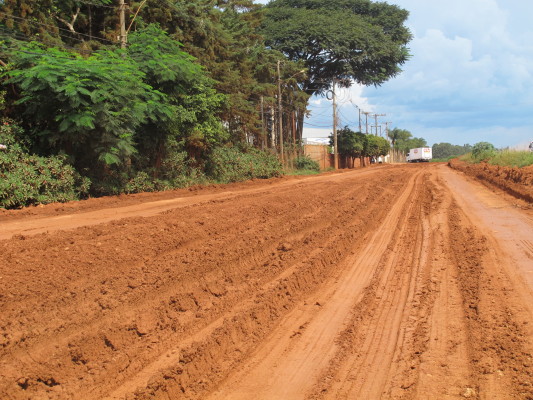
<box><xmin>332</xmin><ymin>79</ymin><xmax>338</xmax><ymax>169</ymax></box>
<box><xmin>277</xmin><ymin>60</ymin><xmax>284</xmax><ymax>164</ymax></box>
<box><xmin>119</xmin><ymin>0</ymin><xmax>127</xmax><ymax>49</ymax></box>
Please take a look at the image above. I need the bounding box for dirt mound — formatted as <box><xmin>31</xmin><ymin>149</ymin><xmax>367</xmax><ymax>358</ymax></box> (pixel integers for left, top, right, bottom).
<box><xmin>449</xmin><ymin>158</ymin><xmax>533</xmax><ymax>203</ymax></box>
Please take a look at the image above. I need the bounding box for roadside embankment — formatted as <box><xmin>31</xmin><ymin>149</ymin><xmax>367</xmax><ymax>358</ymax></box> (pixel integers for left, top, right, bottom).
<box><xmin>448</xmin><ymin>158</ymin><xmax>533</xmax><ymax>203</ymax></box>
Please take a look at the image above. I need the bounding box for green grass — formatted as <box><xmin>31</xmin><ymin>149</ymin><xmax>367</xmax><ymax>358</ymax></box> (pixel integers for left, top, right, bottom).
<box><xmin>487</xmin><ymin>150</ymin><xmax>533</xmax><ymax>168</ymax></box>
<box><xmin>460</xmin><ymin>150</ymin><xmax>533</xmax><ymax>168</ymax></box>
<box><xmin>285</xmin><ymin>168</ymin><xmax>324</xmax><ymax>176</ymax></box>
<box><xmin>431</xmin><ymin>157</ymin><xmax>456</xmax><ymax>162</ymax></box>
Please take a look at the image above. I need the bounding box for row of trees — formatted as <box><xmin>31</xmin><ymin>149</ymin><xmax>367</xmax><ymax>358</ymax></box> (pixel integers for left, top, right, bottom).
<box><xmin>0</xmin><ymin>0</ymin><xmax>412</xmax><ymax>205</ymax></box>
<box><xmin>432</xmin><ymin>142</ymin><xmax>472</xmax><ymax>159</ymax></box>
<box><xmin>333</xmin><ymin>127</ymin><xmax>390</xmax><ymax>164</ymax></box>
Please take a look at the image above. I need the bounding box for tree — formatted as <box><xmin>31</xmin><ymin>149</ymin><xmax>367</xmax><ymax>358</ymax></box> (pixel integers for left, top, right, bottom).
<box><xmin>262</xmin><ymin>0</ymin><xmax>412</xmax><ymax>136</ymax></box>
<box><xmin>5</xmin><ymin>44</ymin><xmax>173</xmax><ymax>175</ymax></box>
<box><xmin>394</xmin><ymin>132</ymin><xmax>427</xmax><ymax>153</ymax></box>
<box><xmin>330</xmin><ymin>126</ymin><xmax>365</xmax><ymax>164</ymax></box>
<box><xmin>388</xmin><ymin>127</ymin><xmax>411</xmax><ymax>148</ymax></box>
<box><xmin>471</xmin><ymin>141</ymin><xmax>496</xmax><ymax>161</ymax></box>
<box><xmin>364</xmin><ymin>134</ymin><xmax>390</xmax><ymax>158</ymax></box>
<box><xmin>432</xmin><ymin>142</ymin><xmax>472</xmax><ymax>159</ymax></box>
<box><xmin>127</xmin><ymin>25</ymin><xmax>227</xmax><ymax>168</ymax></box>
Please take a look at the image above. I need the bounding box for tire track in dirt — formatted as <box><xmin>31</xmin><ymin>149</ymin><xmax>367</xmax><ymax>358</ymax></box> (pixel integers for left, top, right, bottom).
<box><xmin>309</xmin><ymin>167</ymin><xmax>533</xmax><ymax>400</ymax></box>
<box><xmin>0</xmin><ymin>167</ymin><xmax>413</xmax><ymax>399</ymax></box>
<box><xmin>0</xmin><ymin>167</ymin><xmax>393</xmax><ymax>240</ymax></box>
<box><xmin>206</xmin><ymin>169</ymin><xmax>426</xmax><ymax>399</ymax></box>
<box><xmin>308</xmin><ymin>167</ymin><xmax>437</xmax><ymax>399</ymax></box>
<box><xmin>1</xmin><ymin>164</ymin><xmax>532</xmax><ymax>400</ymax></box>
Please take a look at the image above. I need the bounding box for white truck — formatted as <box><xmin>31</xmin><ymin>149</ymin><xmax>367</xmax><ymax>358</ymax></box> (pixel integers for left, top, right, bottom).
<box><xmin>406</xmin><ymin>147</ymin><xmax>432</xmax><ymax>162</ymax></box>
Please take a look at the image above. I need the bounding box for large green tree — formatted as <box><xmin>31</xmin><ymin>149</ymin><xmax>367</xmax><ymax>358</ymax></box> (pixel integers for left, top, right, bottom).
<box><xmin>261</xmin><ymin>0</ymin><xmax>412</xmax><ymax>96</ymax></box>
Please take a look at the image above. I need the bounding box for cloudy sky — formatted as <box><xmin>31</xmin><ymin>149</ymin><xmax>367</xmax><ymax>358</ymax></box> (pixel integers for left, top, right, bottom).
<box><xmin>259</xmin><ymin>0</ymin><xmax>533</xmax><ymax>149</ymax></box>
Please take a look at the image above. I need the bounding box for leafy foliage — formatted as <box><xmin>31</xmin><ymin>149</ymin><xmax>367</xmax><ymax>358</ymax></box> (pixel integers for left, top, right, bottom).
<box><xmin>0</xmin><ymin>119</ymin><xmax>89</xmax><ymax>208</ymax></box>
<box><xmin>364</xmin><ymin>134</ymin><xmax>390</xmax><ymax>158</ymax></box>
<box><xmin>127</xmin><ymin>25</ymin><xmax>227</xmax><ymax>168</ymax></box>
<box><xmin>331</xmin><ymin>127</ymin><xmax>389</xmax><ymax>160</ymax></box>
<box><xmin>432</xmin><ymin>142</ymin><xmax>472</xmax><ymax>159</ymax></box>
<box><xmin>6</xmin><ymin>44</ymin><xmax>173</xmax><ymax>174</ymax></box>
<box><xmin>262</xmin><ymin>0</ymin><xmax>412</xmax><ymax>96</ymax></box>
<box><xmin>206</xmin><ymin>146</ymin><xmax>283</xmax><ymax>183</ymax></box>
<box><xmin>294</xmin><ymin>155</ymin><xmax>320</xmax><ymax>171</ymax></box>
<box><xmin>471</xmin><ymin>141</ymin><xmax>496</xmax><ymax>160</ymax></box>
<box><xmin>390</xmin><ymin>128</ymin><xmax>427</xmax><ymax>153</ymax></box>
<box><xmin>335</xmin><ymin>127</ymin><xmax>365</xmax><ymax>160</ymax></box>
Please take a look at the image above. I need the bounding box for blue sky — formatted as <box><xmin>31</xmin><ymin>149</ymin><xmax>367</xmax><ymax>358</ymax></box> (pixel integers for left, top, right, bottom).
<box><xmin>257</xmin><ymin>0</ymin><xmax>533</xmax><ymax>149</ymax></box>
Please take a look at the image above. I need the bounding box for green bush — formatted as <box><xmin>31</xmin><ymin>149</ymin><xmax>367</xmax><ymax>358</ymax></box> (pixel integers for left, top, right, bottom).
<box><xmin>206</xmin><ymin>146</ymin><xmax>283</xmax><ymax>183</ymax></box>
<box><xmin>294</xmin><ymin>155</ymin><xmax>320</xmax><ymax>171</ymax></box>
<box><xmin>471</xmin><ymin>142</ymin><xmax>496</xmax><ymax>162</ymax></box>
<box><xmin>0</xmin><ymin>120</ymin><xmax>90</xmax><ymax>209</ymax></box>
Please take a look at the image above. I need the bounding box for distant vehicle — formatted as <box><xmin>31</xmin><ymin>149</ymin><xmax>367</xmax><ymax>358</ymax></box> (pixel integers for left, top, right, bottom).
<box><xmin>406</xmin><ymin>147</ymin><xmax>432</xmax><ymax>162</ymax></box>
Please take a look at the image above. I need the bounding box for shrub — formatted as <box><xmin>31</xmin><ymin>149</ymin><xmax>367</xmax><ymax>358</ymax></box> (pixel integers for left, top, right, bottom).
<box><xmin>206</xmin><ymin>146</ymin><xmax>283</xmax><ymax>183</ymax></box>
<box><xmin>0</xmin><ymin>120</ymin><xmax>90</xmax><ymax>209</ymax></box>
<box><xmin>295</xmin><ymin>155</ymin><xmax>320</xmax><ymax>171</ymax></box>
<box><xmin>471</xmin><ymin>142</ymin><xmax>496</xmax><ymax>161</ymax></box>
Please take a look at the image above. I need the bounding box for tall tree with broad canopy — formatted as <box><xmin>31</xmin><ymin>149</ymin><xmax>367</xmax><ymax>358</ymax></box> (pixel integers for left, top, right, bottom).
<box><xmin>261</xmin><ymin>0</ymin><xmax>412</xmax><ymax>136</ymax></box>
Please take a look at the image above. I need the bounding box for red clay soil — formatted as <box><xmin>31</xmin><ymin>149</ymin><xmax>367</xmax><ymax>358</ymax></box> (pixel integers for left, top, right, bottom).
<box><xmin>1</xmin><ymin>164</ymin><xmax>532</xmax><ymax>400</ymax></box>
<box><xmin>449</xmin><ymin>158</ymin><xmax>533</xmax><ymax>204</ymax></box>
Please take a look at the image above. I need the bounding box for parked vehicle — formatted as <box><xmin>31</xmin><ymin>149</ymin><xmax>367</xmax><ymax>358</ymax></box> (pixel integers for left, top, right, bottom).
<box><xmin>406</xmin><ymin>147</ymin><xmax>432</xmax><ymax>162</ymax></box>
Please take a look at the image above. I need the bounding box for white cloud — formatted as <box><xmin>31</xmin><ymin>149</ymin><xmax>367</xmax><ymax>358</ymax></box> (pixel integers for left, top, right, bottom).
<box><xmin>355</xmin><ymin>0</ymin><xmax>533</xmax><ymax>147</ymax></box>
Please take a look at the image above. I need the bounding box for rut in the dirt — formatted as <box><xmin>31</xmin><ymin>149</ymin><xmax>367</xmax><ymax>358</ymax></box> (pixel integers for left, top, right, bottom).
<box><xmin>1</xmin><ymin>164</ymin><xmax>532</xmax><ymax>400</ymax></box>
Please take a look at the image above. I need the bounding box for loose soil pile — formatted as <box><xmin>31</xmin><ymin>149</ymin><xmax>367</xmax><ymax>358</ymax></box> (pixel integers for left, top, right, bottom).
<box><xmin>449</xmin><ymin>158</ymin><xmax>533</xmax><ymax>203</ymax></box>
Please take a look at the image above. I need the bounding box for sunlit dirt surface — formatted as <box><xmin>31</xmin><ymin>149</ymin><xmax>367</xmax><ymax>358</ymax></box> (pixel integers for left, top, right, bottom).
<box><xmin>1</xmin><ymin>163</ymin><xmax>532</xmax><ymax>399</ymax></box>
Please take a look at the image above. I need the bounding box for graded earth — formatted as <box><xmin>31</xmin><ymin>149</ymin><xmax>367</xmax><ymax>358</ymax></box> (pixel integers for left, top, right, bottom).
<box><xmin>1</xmin><ymin>163</ymin><xmax>532</xmax><ymax>399</ymax></box>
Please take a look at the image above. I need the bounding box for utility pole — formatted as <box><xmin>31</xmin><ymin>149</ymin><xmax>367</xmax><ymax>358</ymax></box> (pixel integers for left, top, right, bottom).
<box><xmin>363</xmin><ymin>111</ymin><xmax>371</xmax><ymax>134</ymax></box>
<box><xmin>119</xmin><ymin>0</ymin><xmax>127</xmax><ymax>49</ymax></box>
<box><xmin>384</xmin><ymin>122</ymin><xmax>392</xmax><ymax>140</ymax></box>
<box><xmin>372</xmin><ymin>113</ymin><xmax>386</xmax><ymax>136</ymax></box>
<box><xmin>332</xmin><ymin>79</ymin><xmax>338</xmax><ymax>170</ymax></box>
<box><xmin>277</xmin><ymin>60</ymin><xmax>284</xmax><ymax>164</ymax></box>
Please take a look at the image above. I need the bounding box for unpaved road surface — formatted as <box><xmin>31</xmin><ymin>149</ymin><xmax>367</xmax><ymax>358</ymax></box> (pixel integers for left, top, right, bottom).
<box><xmin>1</xmin><ymin>164</ymin><xmax>532</xmax><ymax>400</ymax></box>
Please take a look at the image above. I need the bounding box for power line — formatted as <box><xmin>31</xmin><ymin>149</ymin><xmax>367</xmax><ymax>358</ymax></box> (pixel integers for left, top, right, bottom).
<box><xmin>0</xmin><ymin>12</ymin><xmax>116</xmax><ymax>44</ymax></box>
<box><xmin>0</xmin><ymin>27</ymin><xmax>96</xmax><ymax>54</ymax></box>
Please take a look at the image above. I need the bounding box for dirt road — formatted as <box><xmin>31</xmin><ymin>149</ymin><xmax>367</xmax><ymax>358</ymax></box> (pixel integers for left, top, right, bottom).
<box><xmin>1</xmin><ymin>164</ymin><xmax>532</xmax><ymax>399</ymax></box>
